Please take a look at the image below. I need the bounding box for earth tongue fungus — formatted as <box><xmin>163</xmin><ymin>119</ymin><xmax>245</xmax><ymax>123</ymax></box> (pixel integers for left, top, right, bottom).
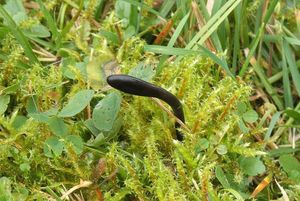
<box><xmin>107</xmin><ymin>74</ymin><xmax>185</xmax><ymax>141</ymax></box>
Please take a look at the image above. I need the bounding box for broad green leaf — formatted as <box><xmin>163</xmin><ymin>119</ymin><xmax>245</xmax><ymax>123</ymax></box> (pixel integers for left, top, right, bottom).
<box><xmin>0</xmin><ymin>95</ymin><xmax>10</xmax><ymax>115</ymax></box>
<box><xmin>92</xmin><ymin>92</ymin><xmax>121</xmax><ymax>131</ymax></box>
<box><xmin>104</xmin><ymin>116</ymin><xmax>122</xmax><ymax>139</ymax></box>
<box><xmin>195</xmin><ymin>138</ymin><xmax>209</xmax><ymax>153</ymax></box>
<box><xmin>215</xmin><ymin>166</ymin><xmax>231</xmax><ymax>188</ymax></box>
<box><xmin>12</xmin><ymin>115</ymin><xmax>27</xmax><ymax>130</ymax></box>
<box><xmin>48</xmin><ymin>117</ymin><xmax>69</xmax><ymax>137</ymax></box>
<box><xmin>88</xmin><ymin>116</ymin><xmax>122</xmax><ymax>147</ymax></box>
<box><xmin>99</xmin><ymin>30</ymin><xmax>119</xmax><ymax>44</ymax></box>
<box><xmin>58</xmin><ymin>90</ymin><xmax>94</xmax><ymax>117</ymax></box>
<box><xmin>28</xmin><ymin>113</ymin><xmax>50</xmax><ymax>123</ymax></box>
<box><xmin>23</xmin><ymin>24</ymin><xmax>51</xmax><ymax>38</ymax></box>
<box><xmin>26</xmin><ymin>96</ymin><xmax>38</xmax><ymax>114</ymax></box>
<box><xmin>279</xmin><ymin>154</ymin><xmax>300</xmax><ymax>183</ymax></box>
<box><xmin>65</xmin><ymin>135</ymin><xmax>84</xmax><ymax>154</ymax></box>
<box><xmin>242</xmin><ymin>110</ymin><xmax>258</xmax><ymax>123</ymax></box>
<box><xmin>129</xmin><ymin>63</ymin><xmax>155</xmax><ymax>81</ymax></box>
<box><xmin>284</xmin><ymin>109</ymin><xmax>300</xmax><ymax>120</ymax></box>
<box><xmin>2</xmin><ymin>83</ymin><xmax>20</xmax><ymax>94</ymax></box>
<box><xmin>238</xmin><ymin>119</ymin><xmax>249</xmax><ymax>133</ymax></box>
<box><xmin>237</xmin><ymin>102</ymin><xmax>247</xmax><ymax>114</ymax></box>
<box><xmin>239</xmin><ymin>157</ymin><xmax>266</xmax><ymax>176</ymax></box>
<box><xmin>44</xmin><ymin>136</ymin><xmax>64</xmax><ymax>157</ymax></box>
<box><xmin>89</xmin><ymin>133</ymin><xmax>105</xmax><ymax>147</ymax></box>
<box><xmin>84</xmin><ymin>119</ymin><xmax>100</xmax><ymax>136</ymax></box>
<box><xmin>3</xmin><ymin>0</ymin><xmax>25</xmax><ymax>18</ymax></box>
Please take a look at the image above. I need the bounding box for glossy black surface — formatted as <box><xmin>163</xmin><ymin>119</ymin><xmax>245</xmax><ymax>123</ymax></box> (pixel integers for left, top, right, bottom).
<box><xmin>107</xmin><ymin>74</ymin><xmax>185</xmax><ymax>141</ymax></box>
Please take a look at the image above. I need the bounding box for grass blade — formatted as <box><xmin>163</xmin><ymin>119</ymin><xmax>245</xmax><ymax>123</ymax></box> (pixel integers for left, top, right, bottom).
<box><xmin>168</xmin><ymin>12</ymin><xmax>190</xmax><ymax>47</ymax></box>
<box><xmin>284</xmin><ymin>39</ymin><xmax>300</xmax><ymax>96</ymax></box>
<box><xmin>198</xmin><ymin>0</ymin><xmax>223</xmax><ymax>52</ymax></box>
<box><xmin>159</xmin><ymin>0</ymin><xmax>175</xmax><ymax>18</ymax></box>
<box><xmin>36</xmin><ymin>0</ymin><xmax>60</xmax><ymax>40</ymax></box>
<box><xmin>0</xmin><ymin>5</ymin><xmax>39</xmax><ymax>64</ymax></box>
<box><xmin>120</xmin><ymin>0</ymin><xmax>162</xmax><ymax>17</ymax></box>
<box><xmin>264</xmin><ymin>112</ymin><xmax>282</xmax><ymax>141</ymax></box>
<box><xmin>145</xmin><ymin>45</ymin><xmax>201</xmax><ymax>55</ymax></box>
<box><xmin>238</xmin><ymin>24</ymin><xmax>264</xmax><ymax>77</ymax></box>
<box><xmin>197</xmin><ymin>0</ymin><xmax>241</xmax><ymax>47</ymax></box>
<box><xmin>232</xmin><ymin>2</ymin><xmax>242</xmax><ymax>74</ymax></box>
<box><xmin>198</xmin><ymin>45</ymin><xmax>234</xmax><ymax>78</ymax></box>
<box><xmin>156</xmin><ymin>12</ymin><xmax>190</xmax><ymax>75</ymax></box>
<box><xmin>146</xmin><ymin>45</ymin><xmax>234</xmax><ymax>77</ymax></box>
<box><xmin>252</xmin><ymin>60</ymin><xmax>284</xmax><ymax>110</ymax></box>
<box><xmin>281</xmin><ymin>39</ymin><xmax>293</xmax><ymax>108</ymax></box>
<box><xmin>186</xmin><ymin>0</ymin><xmax>242</xmax><ymax>50</ymax></box>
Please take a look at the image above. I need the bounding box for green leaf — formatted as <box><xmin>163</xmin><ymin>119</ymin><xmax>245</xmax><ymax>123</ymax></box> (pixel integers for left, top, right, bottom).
<box><xmin>23</xmin><ymin>24</ymin><xmax>51</xmax><ymax>38</ymax></box>
<box><xmin>238</xmin><ymin>119</ymin><xmax>249</xmax><ymax>133</ymax></box>
<box><xmin>92</xmin><ymin>92</ymin><xmax>121</xmax><ymax>131</ymax></box>
<box><xmin>84</xmin><ymin>119</ymin><xmax>100</xmax><ymax>136</ymax></box>
<box><xmin>279</xmin><ymin>154</ymin><xmax>300</xmax><ymax>183</ymax></box>
<box><xmin>242</xmin><ymin>110</ymin><xmax>258</xmax><ymax>123</ymax></box>
<box><xmin>237</xmin><ymin>102</ymin><xmax>247</xmax><ymax>114</ymax></box>
<box><xmin>58</xmin><ymin>90</ymin><xmax>94</xmax><ymax>117</ymax></box>
<box><xmin>216</xmin><ymin>144</ymin><xmax>228</xmax><ymax>155</ymax></box>
<box><xmin>239</xmin><ymin>157</ymin><xmax>266</xmax><ymax>176</ymax></box>
<box><xmin>284</xmin><ymin>109</ymin><xmax>300</xmax><ymax>121</ymax></box>
<box><xmin>215</xmin><ymin>166</ymin><xmax>231</xmax><ymax>188</ymax></box>
<box><xmin>89</xmin><ymin>133</ymin><xmax>105</xmax><ymax>147</ymax></box>
<box><xmin>103</xmin><ymin>116</ymin><xmax>122</xmax><ymax>139</ymax></box>
<box><xmin>12</xmin><ymin>115</ymin><xmax>27</xmax><ymax>130</ymax></box>
<box><xmin>0</xmin><ymin>95</ymin><xmax>10</xmax><ymax>115</ymax></box>
<box><xmin>65</xmin><ymin>135</ymin><xmax>84</xmax><ymax>154</ymax></box>
<box><xmin>44</xmin><ymin>136</ymin><xmax>64</xmax><ymax>157</ymax></box>
<box><xmin>99</xmin><ymin>30</ymin><xmax>119</xmax><ymax>44</ymax></box>
<box><xmin>48</xmin><ymin>117</ymin><xmax>69</xmax><ymax>137</ymax></box>
<box><xmin>3</xmin><ymin>0</ymin><xmax>25</xmax><ymax>18</ymax></box>
<box><xmin>28</xmin><ymin>113</ymin><xmax>50</xmax><ymax>123</ymax></box>
<box><xmin>195</xmin><ymin>138</ymin><xmax>210</xmax><ymax>153</ymax></box>
<box><xmin>26</xmin><ymin>96</ymin><xmax>38</xmax><ymax>114</ymax></box>
<box><xmin>129</xmin><ymin>63</ymin><xmax>155</xmax><ymax>81</ymax></box>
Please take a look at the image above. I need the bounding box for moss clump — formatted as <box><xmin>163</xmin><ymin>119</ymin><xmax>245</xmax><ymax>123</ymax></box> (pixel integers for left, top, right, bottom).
<box><xmin>98</xmin><ymin>56</ymin><xmax>258</xmax><ymax>200</ymax></box>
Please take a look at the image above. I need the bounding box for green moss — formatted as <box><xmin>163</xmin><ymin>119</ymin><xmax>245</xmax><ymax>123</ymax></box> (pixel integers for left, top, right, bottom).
<box><xmin>99</xmin><ymin>55</ymin><xmax>260</xmax><ymax>200</ymax></box>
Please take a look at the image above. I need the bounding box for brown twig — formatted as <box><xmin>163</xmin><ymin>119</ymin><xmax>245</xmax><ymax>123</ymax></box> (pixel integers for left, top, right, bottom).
<box><xmin>151</xmin><ymin>97</ymin><xmax>191</xmax><ymax>133</ymax></box>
